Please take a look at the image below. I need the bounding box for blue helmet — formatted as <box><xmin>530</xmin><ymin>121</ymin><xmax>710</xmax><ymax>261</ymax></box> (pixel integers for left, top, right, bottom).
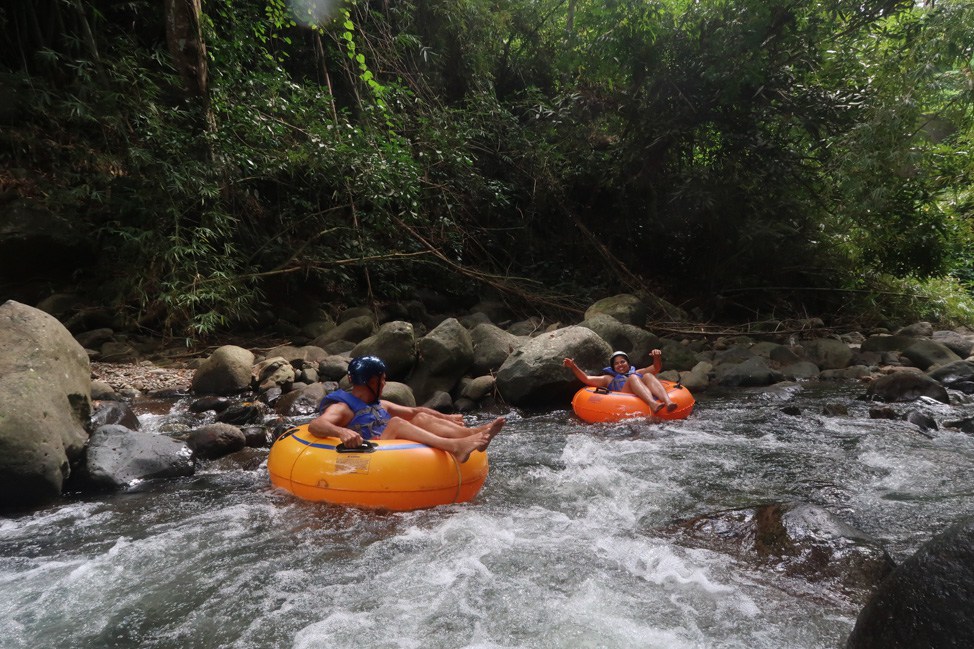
<box><xmin>348</xmin><ymin>355</ymin><xmax>387</xmax><ymax>385</ymax></box>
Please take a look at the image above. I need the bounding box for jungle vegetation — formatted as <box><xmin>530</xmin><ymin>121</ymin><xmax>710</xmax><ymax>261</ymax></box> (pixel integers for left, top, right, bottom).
<box><xmin>1</xmin><ymin>0</ymin><xmax>973</xmax><ymax>337</ymax></box>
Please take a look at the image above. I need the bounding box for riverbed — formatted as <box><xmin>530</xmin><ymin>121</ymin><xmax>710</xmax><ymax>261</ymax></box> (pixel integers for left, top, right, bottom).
<box><xmin>2</xmin><ymin>382</ymin><xmax>973</xmax><ymax>648</ymax></box>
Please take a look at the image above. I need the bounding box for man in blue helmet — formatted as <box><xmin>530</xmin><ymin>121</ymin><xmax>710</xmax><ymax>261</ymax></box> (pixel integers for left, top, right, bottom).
<box><xmin>563</xmin><ymin>349</ymin><xmax>677</xmax><ymax>413</ymax></box>
<box><xmin>309</xmin><ymin>355</ymin><xmax>505</xmax><ymax>463</ymax></box>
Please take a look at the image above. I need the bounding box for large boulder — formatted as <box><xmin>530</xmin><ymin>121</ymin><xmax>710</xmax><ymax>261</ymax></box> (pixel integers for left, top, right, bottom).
<box><xmin>0</xmin><ymin>300</ymin><xmax>92</xmax><ymax>510</ymax></box>
<box><xmin>802</xmin><ymin>337</ymin><xmax>853</xmax><ymax>370</ymax></box>
<box><xmin>847</xmin><ymin>517</ymin><xmax>974</xmax><ymax>648</ymax></box>
<box><xmin>866</xmin><ymin>371</ymin><xmax>950</xmax><ymax>404</ymax></box>
<box><xmin>407</xmin><ymin>318</ymin><xmax>473</xmax><ymax>404</ymax></box>
<box><xmin>496</xmin><ymin>326</ymin><xmax>611</xmax><ymax>406</ymax></box>
<box><xmin>901</xmin><ymin>339</ymin><xmax>962</xmax><ymax>371</ymax></box>
<box><xmin>350</xmin><ymin>320</ymin><xmax>416</xmax><ymax>380</ymax></box>
<box><xmin>715</xmin><ymin>356</ymin><xmax>784</xmax><ymax>387</ymax></box>
<box><xmin>310</xmin><ymin>314</ymin><xmax>377</xmax><ymax>347</ymax></box>
<box><xmin>932</xmin><ymin>330</ymin><xmax>974</xmax><ymax>358</ymax></box>
<box><xmin>190</xmin><ymin>345</ymin><xmax>255</xmax><ymax>395</ymax></box>
<box><xmin>578</xmin><ymin>313</ymin><xmax>660</xmax><ymax>365</ymax></box>
<box><xmin>470</xmin><ymin>323</ymin><xmax>521</xmax><ymax>376</ymax></box>
<box><xmin>584</xmin><ymin>294</ymin><xmax>648</xmax><ymax>327</ymax></box>
<box><xmin>928</xmin><ymin>360</ymin><xmax>974</xmax><ymax>390</ymax></box>
<box><xmin>78</xmin><ymin>425</ymin><xmax>194</xmax><ymax>490</ymax></box>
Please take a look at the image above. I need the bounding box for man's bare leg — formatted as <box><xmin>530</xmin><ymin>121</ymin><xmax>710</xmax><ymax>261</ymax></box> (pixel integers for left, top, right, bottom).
<box><xmin>382</xmin><ymin>417</ymin><xmax>487</xmax><ymax>463</ymax></box>
<box><xmin>410</xmin><ymin>412</ymin><xmax>506</xmax><ymax>440</ymax></box>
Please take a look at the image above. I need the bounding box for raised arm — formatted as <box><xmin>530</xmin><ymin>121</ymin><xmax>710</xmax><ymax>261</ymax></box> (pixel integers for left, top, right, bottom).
<box><xmin>563</xmin><ymin>358</ymin><xmax>611</xmax><ymax>388</ymax></box>
<box><xmin>636</xmin><ymin>349</ymin><xmax>663</xmax><ymax>375</ymax></box>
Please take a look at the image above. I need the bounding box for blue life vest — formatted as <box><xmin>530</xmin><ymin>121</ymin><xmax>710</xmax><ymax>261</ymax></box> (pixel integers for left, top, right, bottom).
<box><xmin>602</xmin><ymin>366</ymin><xmax>638</xmax><ymax>392</ymax></box>
<box><xmin>318</xmin><ymin>389</ymin><xmax>390</xmax><ymax>440</ymax></box>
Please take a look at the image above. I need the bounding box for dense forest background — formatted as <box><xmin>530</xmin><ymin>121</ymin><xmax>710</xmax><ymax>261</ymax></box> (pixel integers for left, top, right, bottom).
<box><xmin>1</xmin><ymin>0</ymin><xmax>973</xmax><ymax>338</ymax></box>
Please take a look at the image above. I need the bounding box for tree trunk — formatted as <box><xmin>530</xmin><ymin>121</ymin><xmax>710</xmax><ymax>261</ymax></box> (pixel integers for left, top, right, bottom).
<box><xmin>164</xmin><ymin>0</ymin><xmax>208</xmax><ymax>99</ymax></box>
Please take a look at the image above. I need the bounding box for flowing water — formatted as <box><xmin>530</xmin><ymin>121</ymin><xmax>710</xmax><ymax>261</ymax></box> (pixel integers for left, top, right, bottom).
<box><xmin>3</xmin><ymin>382</ymin><xmax>974</xmax><ymax>649</ymax></box>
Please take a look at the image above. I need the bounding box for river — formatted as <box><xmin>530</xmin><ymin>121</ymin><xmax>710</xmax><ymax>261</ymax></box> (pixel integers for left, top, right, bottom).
<box><xmin>2</xmin><ymin>382</ymin><xmax>973</xmax><ymax>648</ymax></box>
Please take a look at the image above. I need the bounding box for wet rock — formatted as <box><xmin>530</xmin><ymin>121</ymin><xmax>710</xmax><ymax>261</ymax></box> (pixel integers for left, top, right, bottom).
<box><xmin>803</xmin><ymin>337</ymin><xmax>853</xmax><ymax>370</ymax></box>
<box><xmin>91</xmin><ymin>400</ymin><xmax>140</xmax><ymax>430</ymax></box>
<box><xmin>241</xmin><ymin>425</ymin><xmax>270</xmax><ymax>448</ymax></box>
<box><xmin>497</xmin><ymin>326</ymin><xmax>611</xmax><ymax>406</ymax></box>
<box><xmin>901</xmin><ymin>340</ymin><xmax>961</xmax><ymax>371</ymax></box>
<box><xmin>904</xmin><ymin>410</ymin><xmax>937</xmax><ymax>433</ymax></box>
<box><xmin>823</xmin><ymin>403</ymin><xmax>848</xmax><ymax>416</ymax></box>
<box><xmin>275</xmin><ymin>382</ymin><xmax>330</xmax><ymax>416</ymax></box>
<box><xmin>780</xmin><ymin>405</ymin><xmax>802</xmax><ymax>416</ymax></box>
<box><xmin>583</xmin><ymin>293</ymin><xmax>648</xmax><ymax>327</ymax></box>
<box><xmin>79</xmin><ymin>424</ymin><xmax>194</xmax><ymax>489</ymax></box>
<box><xmin>932</xmin><ymin>330</ymin><xmax>974</xmax><ymax>358</ymax></box>
<box><xmin>865</xmin><ymin>372</ymin><xmax>949</xmax><ymax>404</ymax></box>
<box><xmin>91</xmin><ymin>380</ymin><xmax>118</xmax><ymax>400</ymax></box>
<box><xmin>215</xmin><ymin>401</ymin><xmax>266</xmax><ymax>425</ymax></box>
<box><xmin>470</xmin><ymin>323</ymin><xmax>521</xmax><ymax>376</ymax></box>
<box><xmin>927</xmin><ymin>360</ymin><xmax>974</xmax><ymax>389</ymax></box>
<box><xmin>860</xmin><ymin>335</ymin><xmax>918</xmax><ymax>354</ymax></box>
<box><xmin>187</xmin><ymin>423</ymin><xmax>247</xmax><ymax>460</ymax></box>
<box><xmin>189</xmin><ymin>396</ymin><xmax>231</xmax><ymax>413</ymax></box>
<box><xmin>846</xmin><ymin>517</ymin><xmax>974</xmax><ymax>649</ymax></box>
<box><xmin>407</xmin><ymin>318</ymin><xmax>474</xmax><ymax>404</ymax></box>
<box><xmin>191</xmin><ymin>345</ymin><xmax>255</xmax><ymax>395</ymax></box>
<box><xmin>869</xmin><ymin>406</ymin><xmax>900</xmax><ymax>420</ymax></box>
<box><xmin>350</xmin><ymin>320</ymin><xmax>417</xmax><ymax>380</ymax></box>
<box><xmin>0</xmin><ymin>300</ymin><xmax>91</xmax><ymax>510</ymax></box>
<box><xmin>668</xmin><ymin>502</ymin><xmax>894</xmax><ymax>604</ymax></box>
<box><xmin>422</xmin><ymin>390</ymin><xmax>454</xmax><ymax>413</ymax></box>
<box><xmin>943</xmin><ymin>417</ymin><xmax>974</xmax><ymax>434</ymax></box>
<box><xmin>715</xmin><ymin>356</ymin><xmax>784</xmax><ymax>387</ymax></box>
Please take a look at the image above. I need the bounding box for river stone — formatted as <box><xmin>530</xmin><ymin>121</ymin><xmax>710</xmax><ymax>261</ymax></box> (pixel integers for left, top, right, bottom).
<box><xmin>350</xmin><ymin>320</ymin><xmax>416</xmax><ymax>380</ymax></box>
<box><xmin>803</xmin><ymin>337</ymin><xmax>853</xmax><ymax>370</ymax></box>
<box><xmin>407</xmin><ymin>318</ymin><xmax>473</xmax><ymax>404</ymax></box>
<box><xmin>262</xmin><ymin>344</ymin><xmax>330</xmax><ymax>367</ymax></box>
<box><xmin>901</xmin><ymin>339</ymin><xmax>961</xmax><ymax>371</ymax></box>
<box><xmin>584</xmin><ymin>294</ymin><xmax>648</xmax><ymax>327</ymax></box>
<box><xmin>470</xmin><ymin>323</ymin><xmax>521</xmax><ymax>375</ymax></box>
<box><xmin>932</xmin><ymin>330</ymin><xmax>974</xmax><ymax>358</ymax></box>
<box><xmin>81</xmin><ymin>424</ymin><xmax>193</xmax><ymax>489</ymax></box>
<box><xmin>578</xmin><ymin>313</ymin><xmax>660</xmax><ymax>365</ymax></box>
<box><xmin>860</xmin><ymin>334</ymin><xmax>918</xmax><ymax>353</ymax></box>
<box><xmin>865</xmin><ymin>372</ymin><xmax>950</xmax><ymax>404</ymax></box>
<box><xmin>187</xmin><ymin>423</ymin><xmax>247</xmax><ymax>460</ymax></box>
<box><xmin>275</xmin><ymin>382</ymin><xmax>331</xmax><ymax>416</ymax></box>
<box><xmin>669</xmin><ymin>502</ymin><xmax>894</xmax><ymax>605</ymax></box>
<box><xmin>191</xmin><ymin>345</ymin><xmax>255</xmax><ymax>395</ymax></box>
<box><xmin>496</xmin><ymin>326</ymin><xmax>611</xmax><ymax>406</ymax></box>
<box><xmin>927</xmin><ymin>359</ymin><xmax>974</xmax><ymax>389</ymax></box>
<box><xmin>310</xmin><ymin>314</ymin><xmax>376</xmax><ymax>347</ymax></box>
<box><xmin>715</xmin><ymin>356</ymin><xmax>784</xmax><ymax>387</ymax></box>
<box><xmin>897</xmin><ymin>320</ymin><xmax>934</xmax><ymax>338</ymax></box>
<box><xmin>90</xmin><ymin>400</ymin><xmax>140</xmax><ymax>430</ymax></box>
<box><xmin>846</xmin><ymin>517</ymin><xmax>974</xmax><ymax>649</ymax></box>
<box><xmin>0</xmin><ymin>300</ymin><xmax>92</xmax><ymax>510</ymax></box>
<box><xmin>253</xmin><ymin>356</ymin><xmax>295</xmax><ymax>391</ymax></box>
<box><xmin>780</xmin><ymin>361</ymin><xmax>821</xmax><ymax>380</ymax></box>
<box><xmin>382</xmin><ymin>381</ymin><xmax>416</xmax><ymax>408</ymax></box>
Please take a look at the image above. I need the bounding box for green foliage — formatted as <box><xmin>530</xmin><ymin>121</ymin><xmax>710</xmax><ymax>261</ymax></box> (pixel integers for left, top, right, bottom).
<box><xmin>2</xmin><ymin>0</ymin><xmax>974</xmax><ymax>334</ymax></box>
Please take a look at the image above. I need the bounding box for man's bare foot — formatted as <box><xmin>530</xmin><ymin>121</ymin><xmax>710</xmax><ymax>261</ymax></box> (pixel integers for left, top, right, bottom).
<box><xmin>650</xmin><ymin>401</ymin><xmax>664</xmax><ymax>414</ymax></box>
<box><xmin>476</xmin><ymin>417</ymin><xmax>505</xmax><ymax>451</ymax></box>
<box><xmin>666</xmin><ymin>401</ymin><xmax>678</xmax><ymax>412</ymax></box>
<box><xmin>452</xmin><ymin>434</ymin><xmax>486</xmax><ymax>464</ymax></box>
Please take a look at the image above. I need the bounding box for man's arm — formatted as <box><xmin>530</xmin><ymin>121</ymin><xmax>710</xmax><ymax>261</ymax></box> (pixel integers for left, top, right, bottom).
<box><xmin>308</xmin><ymin>402</ymin><xmax>363</xmax><ymax>446</ymax></box>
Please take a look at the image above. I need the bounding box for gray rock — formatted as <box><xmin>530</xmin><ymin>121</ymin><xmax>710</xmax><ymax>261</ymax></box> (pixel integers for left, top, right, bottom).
<box><xmin>275</xmin><ymin>382</ymin><xmax>331</xmax><ymax>417</ymax></box>
<box><xmin>716</xmin><ymin>356</ymin><xmax>784</xmax><ymax>387</ymax></box>
<box><xmin>497</xmin><ymin>326</ymin><xmax>611</xmax><ymax>406</ymax></box>
<box><xmin>780</xmin><ymin>361</ymin><xmax>821</xmax><ymax>380</ymax></box>
<box><xmin>191</xmin><ymin>345</ymin><xmax>255</xmax><ymax>395</ymax></box>
<box><xmin>670</xmin><ymin>502</ymin><xmax>894</xmax><ymax>605</ymax></box>
<box><xmin>350</xmin><ymin>320</ymin><xmax>416</xmax><ymax>380</ymax></box>
<box><xmin>866</xmin><ymin>372</ymin><xmax>950</xmax><ymax>404</ymax></box>
<box><xmin>74</xmin><ymin>327</ymin><xmax>114</xmax><ymax>349</ymax></box>
<box><xmin>253</xmin><ymin>356</ymin><xmax>295</xmax><ymax>391</ymax></box>
<box><xmin>381</xmin><ymin>381</ymin><xmax>416</xmax><ymax>408</ymax></box>
<box><xmin>803</xmin><ymin>337</ymin><xmax>853</xmax><ymax>370</ymax></box>
<box><xmin>928</xmin><ymin>360</ymin><xmax>974</xmax><ymax>388</ymax></box>
<box><xmin>578</xmin><ymin>314</ymin><xmax>660</xmax><ymax>364</ymax></box>
<box><xmin>0</xmin><ymin>301</ymin><xmax>91</xmax><ymax>509</ymax></box>
<box><xmin>901</xmin><ymin>339</ymin><xmax>962</xmax><ymax>371</ymax></box>
<box><xmin>91</xmin><ymin>400</ymin><xmax>140</xmax><ymax>430</ymax></box>
<box><xmin>310</xmin><ymin>314</ymin><xmax>377</xmax><ymax>347</ymax></box>
<box><xmin>81</xmin><ymin>425</ymin><xmax>193</xmax><ymax>489</ymax></box>
<box><xmin>470</xmin><ymin>323</ymin><xmax>521</xmax><ymax>375</ymax></box>
<box><xmin>896</xmin><ymin>321</ymin><xmax>934</xmax><ymax>338</ymax></box>
<box><xmin>459</xmin><ymin>375</ymin><xmax>496</xmax><ymax>402</ymax></box>
<box><xmin>407</xmin><ymin>318</ymin><xmax>474</xmax><ymax>404</ymax></box>
<box><xmin>932</xmin><ymin>330</ymin><xmax>974</xmax><ymax>358</ymax></box>
<box><xmin>861</xmin><ymin>334</ymin><xmax>918</xmax><ymax>353</ymax></box>
<box><xmin>422</xmin><ymin>390</ymin><xmax>454</xmax><ymax>413</ymax></box>
<box><xmin>847</xmin><ymin>517</ymin><xmax>974</xmax><ymax>648</ymax></box>
<box><xmin>584</xmin><ymin>294</ymin><xmax>648</xmax><ymax>327</ymax></box>
<box><xmin>187</xmin><ymin>423</ymin><xmax>247</xmax><ymax>460</ymax></box>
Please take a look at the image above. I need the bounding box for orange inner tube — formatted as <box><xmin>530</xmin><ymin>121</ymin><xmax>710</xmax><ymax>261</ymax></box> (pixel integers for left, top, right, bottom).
<box><xmin>571</xmin><ymin>380</ymin><xmax>695</xmax><ymax>423</ymax></box>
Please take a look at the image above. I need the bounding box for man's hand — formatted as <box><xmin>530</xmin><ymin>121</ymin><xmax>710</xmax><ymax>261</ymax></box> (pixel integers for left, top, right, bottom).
<box><xmin>337</xmin><ymin>428</ymin><xmax>363</xmax><ymax>447</ymax></box>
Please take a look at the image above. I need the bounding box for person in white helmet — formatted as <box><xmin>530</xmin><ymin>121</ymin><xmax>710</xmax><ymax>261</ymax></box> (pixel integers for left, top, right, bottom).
<box><xmin>563</xmin><ymin>349</ymin><xmax>677</xmax><ymax>413</ymax></box>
